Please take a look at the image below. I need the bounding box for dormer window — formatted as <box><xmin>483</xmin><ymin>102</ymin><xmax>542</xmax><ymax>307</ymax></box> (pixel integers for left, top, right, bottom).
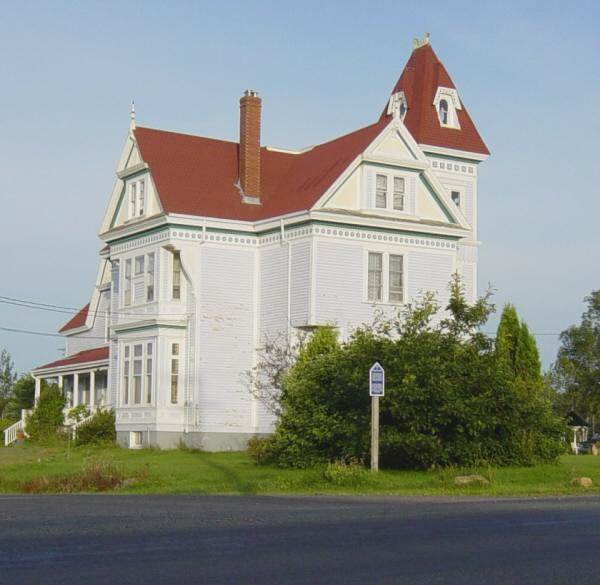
<box><xmin>127</xmin><ymin>178</ymin><xmax>146</xmax><ymax>219</ymax></box>
<box><xmin>373</xmin><ymin>172</ymin><xmax>408</xmax><ymax>212</ymax></box>
<box><xmin>387</xmin><ymin>91</ymin><xmax>408</xmax><ymax>120</ymax></box>
<box><xmin>433</xmin><ymin>87</ymin><xmax>462</xmax><ymax>129</ymax></box>
<box><xmin>438</xmin><ymin>100</ymin><xmax>449</xmax><ymax>125</ymax></box>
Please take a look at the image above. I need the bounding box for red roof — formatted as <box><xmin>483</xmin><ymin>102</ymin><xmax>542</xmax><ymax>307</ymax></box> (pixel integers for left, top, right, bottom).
<box><xmin>134</xmin><ymin>119</ymin><xmax>387</xmax><ymax>222</ymax></box>
<box><xmin>380</xmin><ymin>43</ymin><xmax>489</xmax><ymax>155</ymax></box>
<box><xmin>59</xmin><ymin>303</ymin><xmax>90</xmax><ymax>333</ymax></box>
<box><xmin>35</xmin><ymin>346</ymin><xmax>109</xmax><ymax>371</ymax></box>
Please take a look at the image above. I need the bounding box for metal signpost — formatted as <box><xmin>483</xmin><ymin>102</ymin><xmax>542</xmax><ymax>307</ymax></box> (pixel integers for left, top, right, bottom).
<box><xmin>369</xmin><ymin>362</ymin><xmax>385</xmax><ymax>472</ymax></box>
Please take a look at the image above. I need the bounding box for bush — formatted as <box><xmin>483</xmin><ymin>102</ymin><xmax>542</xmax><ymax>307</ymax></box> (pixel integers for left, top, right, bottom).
<box><xmin>75</xmin><ymin>409</ymin><xmax>116</xmax><ymax>446</ymax></box>
<box><xmin>68</xmin><ymin>404</ymin><xmax>90</xmax><ymax>423</ymax></box>
<box><xmin>247</xmin><ymin>436</ymin><xmax>270</xmax><ymax>464</ymax></box>
<box><xmin>25</xmin><ymin>385</ymin><xmax>65</xmax><ymax>441</ymax></box>
<box><xmin>0</xmin><ymin>418</ymin><xmax>16</xmax><ymax>432</ymax></box>
<box><xmin>265</xmin><ymin>276</ymin><xmax>565</xmax><ymax>469</ymax></box>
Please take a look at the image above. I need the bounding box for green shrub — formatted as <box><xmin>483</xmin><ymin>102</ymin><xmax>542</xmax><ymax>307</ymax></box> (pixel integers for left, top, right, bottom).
<box><xmin>25</xmin><ymin>385</ymin><xmax>65</xmax><ymax>442</ymax></box>
<box><xmin>246</xmin><ymin>436</ymin><xmax>270</xmax><ymax>464</ymax></box>
<box><xmin>266</xmin><ymin>276</ymin><xmax>565</xmax><ymax>469</ymax></box>
<box><xmin>0</xmin><ymin>418</ymin><xmax>16</xmax><ymax>433</ymax></box>
<box><xmin>68</xmin><ymin>404</ymin><xmax>90</xmax><ymax>423</ymax></box>
<box><xmin>75</xmin><ymin>409</ymin><xmax>116</xmax><ymax>446</ymax></box>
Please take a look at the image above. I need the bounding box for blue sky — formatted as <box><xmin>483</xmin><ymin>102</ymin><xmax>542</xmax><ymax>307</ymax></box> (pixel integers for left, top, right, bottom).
<box><xmin>1</xmin><ymin>0</ymin><xmax>599</xmax><ymax>373</ymax></box>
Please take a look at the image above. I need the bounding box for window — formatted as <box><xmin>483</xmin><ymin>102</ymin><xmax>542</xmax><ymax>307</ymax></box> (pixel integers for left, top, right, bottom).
<box><xmin>389</xmin><ymin>255</ymin><xmax>404</xmax><ymax>302</ymax></box>
<box><xmin>129</xmin><ymin>183</ymin><xmax>137</xmax><ymax>218</ymax></box>
<box><xmin>368</xmin><ymin>252</ymin><xmax>383</xmax><ymax>301</ymax></box>
<box><xmin>138</xmin><ymin>180</ymin><xmax>145</xmax><ymax>216</ymax></box>
<box><xmin>146</xmin><ymin>343</ymin><xmax>153</xmax><ymax>404</ymax></box>
<box><xmin>127</xmin><ymin>179</ymin><xmax>147</xmax><ymax>219</ymax></box>
<box><xmin>124</xmin><ymin>259</ymin><xmax>132</xmax><ymax>306</ymax></box>
<box><xmin>439</xmin><ymin>99</ymin><xmax>449</xmax><ymax>125</ymax></box>
<box><xmin>375</xmin><ymin>175</ymin><xmax>387</xmax><ymax>209</ymax></box>
<box><xmin>133</xmin><ymin>344</ymin><xmax>143</xmax><ymax>404</ymax></box>
<box><xmin>122</xmin><ymin>342</ymin><xmax>153</xmax><ymax>406</ymax></box>
<box><xmin>399</xmin><ymin>100</ymin><xmax>407</xmax><ymax>119</ymax></box>
<box><xmin>171</xmin><ymin>343</ymin><xmax>180</xmax><ymax>404</ymax></box>
<box><xmin>393</xmin><ymin>177</ymin><xmax>405</xmax><ymax>211</ymax></box>
<box><xmin>373</xmin><ymin>172</ymin><xmax>409</xmax><ymax>213</ymax></box>
<box><xmin>172</xmin><ymin>252</ymin><xmax>182</xmax><ymax>300</ymax></box>
<box><xmin>367</xmin><ymin>252</ymin><xmax>405</xmax><ymax>304</ymax></box>
<box><xmin>123</xmin><ymin>345</ymin><xmax>130</xmax><ymax>405</ymax></box>
<box><xmin>451</xmin><ymin>190</ymin><xmax>461</xmax><ymax>207</ymax></box>
<box><xmin>134</xmin><ymin>255</ymin><xmax>145</xmax><ymax>275</ymax></box>
<box><xmin>130</xmin><ymin>431</ymin><xmax>142</xmax><ymax>448</ymax></box>
<box><xmin>146</xmin><ymin>253</ymin><xmax>155</xmax><ymax>302</ymax></box>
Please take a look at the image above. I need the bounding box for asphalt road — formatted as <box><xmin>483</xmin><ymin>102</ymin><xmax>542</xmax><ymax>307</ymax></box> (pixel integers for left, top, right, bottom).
<box><xmin>1</xmin><ymin>494</ymin><xmax>599</xmax><ymax>584</ymax></box>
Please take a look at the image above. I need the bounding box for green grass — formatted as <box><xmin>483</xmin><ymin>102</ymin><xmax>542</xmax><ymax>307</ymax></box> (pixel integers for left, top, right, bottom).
<box><xmin>1</xmin><ymin>443</ymin><xmax>599</xmax><ymax>496</ymax></box>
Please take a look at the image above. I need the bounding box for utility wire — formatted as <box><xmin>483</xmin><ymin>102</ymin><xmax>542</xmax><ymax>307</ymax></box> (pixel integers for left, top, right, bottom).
<box><xmin>0</xmin><ymin>326</ymin><xmax>106</xmax><ymax>339</ymax></box>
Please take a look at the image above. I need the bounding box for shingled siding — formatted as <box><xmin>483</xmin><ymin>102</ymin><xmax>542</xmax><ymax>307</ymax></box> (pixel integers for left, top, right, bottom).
<box><xmin>195</xmin><ymin>245</ymin><xmax>256</xmax><ymax>433</ymax></box>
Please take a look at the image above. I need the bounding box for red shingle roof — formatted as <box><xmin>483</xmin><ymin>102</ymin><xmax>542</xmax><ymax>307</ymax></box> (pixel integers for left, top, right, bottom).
<box><xmin>59</xmin><ymin>303</ymin><xmax>90</xmax><ymax>333</ymax></box>
<box><xmin>134</xmin><ymin>118</ymin><xmax>387</xmax><ymax>222</ymax></box>
<box><xmin>36</xmin><ymin>346</ymin><xmax>109</xmax><ymax>371</ymax></box>
<box><xmin>380</xmin><ymin>43</ymin><xmax>489</xmax><ymax>155</ymax></box>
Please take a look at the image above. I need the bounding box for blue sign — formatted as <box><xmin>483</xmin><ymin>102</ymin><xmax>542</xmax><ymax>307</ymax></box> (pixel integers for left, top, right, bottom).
<box><xmin>369</xmin><ymin>362</ymin><xmax>385</xmax><ymax>397</ymax></box>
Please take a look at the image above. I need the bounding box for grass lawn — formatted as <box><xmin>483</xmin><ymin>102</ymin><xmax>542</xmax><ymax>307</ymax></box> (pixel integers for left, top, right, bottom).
<box><xmin>1</xmin><ymin>443</ymin><xmax>599</xmax><ymax>496</ymax></box>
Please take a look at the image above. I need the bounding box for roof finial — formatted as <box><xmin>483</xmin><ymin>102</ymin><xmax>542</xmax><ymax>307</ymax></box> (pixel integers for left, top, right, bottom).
<box><xmin>412</xmin><ymin>32</ymin><xmax>430</xmax><ymax>50</ymax></box>
<box><xmin>130</xmin><ymin>100</ymin><xmax>136</xmax><ymax>130</ymax></box>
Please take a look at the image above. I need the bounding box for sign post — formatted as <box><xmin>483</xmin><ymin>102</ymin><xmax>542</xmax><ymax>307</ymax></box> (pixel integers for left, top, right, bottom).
<box><xmin>369</xmin><ymin>362</ymin><xmax>385</xmax><ymax>472</ymax></box>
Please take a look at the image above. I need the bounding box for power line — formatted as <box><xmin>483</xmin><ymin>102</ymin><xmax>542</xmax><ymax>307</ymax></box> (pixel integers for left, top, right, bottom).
<box><xmin>0</xmin><ymin>325</ymin><xmax>106</xmax><ymax>339</ymax></box>
<box><xmin>0</xmin><ymin>295</ymin><xmax>192</xmax><ymax>319</ymax></box>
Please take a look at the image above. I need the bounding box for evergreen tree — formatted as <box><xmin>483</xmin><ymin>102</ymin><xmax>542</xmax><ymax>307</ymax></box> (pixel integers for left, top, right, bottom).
<box><xmin>495</xmin><ymin>304</ymin><xmax>541</xmax><ymax>381</ymax></box>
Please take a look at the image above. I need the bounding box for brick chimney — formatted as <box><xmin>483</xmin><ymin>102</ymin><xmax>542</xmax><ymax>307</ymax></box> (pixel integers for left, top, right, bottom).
<box><xmin>239</xmin><ymin>90</ymin><xmax>262</xmax><ymax>200</ymax></box>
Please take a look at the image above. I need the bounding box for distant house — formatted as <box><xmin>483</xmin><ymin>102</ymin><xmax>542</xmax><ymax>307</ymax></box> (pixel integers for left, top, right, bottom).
<box><xmin>19</xmin><ymin>35</ymin><xmax>490</xmax><ymax>450</ymax></box>
<box><xmin>566</xmin><ymin>411</ymin><xmax>590</xmax><ymax>453</ymax></box>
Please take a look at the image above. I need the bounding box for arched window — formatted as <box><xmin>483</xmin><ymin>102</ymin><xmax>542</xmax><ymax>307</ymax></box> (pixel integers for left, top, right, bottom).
<box><xmin>439</xmin><ymin>99</ymin><xmax>449</xmax><ymax>125</ymax></box>
<box><xmin>399</xmin><ymin>100</ymin><xmax>407</xmax><ymax>119</ymax></box>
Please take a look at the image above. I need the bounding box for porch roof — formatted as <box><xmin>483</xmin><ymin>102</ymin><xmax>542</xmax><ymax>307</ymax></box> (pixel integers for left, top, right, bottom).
<box><xmin>33</xmin><ymin>346</ymin><xmax>109</xmax><ymax>373</ymax></box>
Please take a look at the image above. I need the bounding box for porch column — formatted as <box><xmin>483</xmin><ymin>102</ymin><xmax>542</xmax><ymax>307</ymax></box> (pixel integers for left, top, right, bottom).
<box><xmin>58</xmin><ymin>375</ymin><xmax>64</xmax><ymax>393</ymax></box>
<box><xmin>34</xmin><ymin>376</ymin><xmax>41</xmax><ymax>405</ymax></box>
<box><xmin>89</xmin><ymin>370</ymin><xmax>96</xmax><ymax>411</ymax></box>
<box><xmin>73</xmin><ymin>373</ymin><xmax>79</xmax><ymax>407</ymax></box>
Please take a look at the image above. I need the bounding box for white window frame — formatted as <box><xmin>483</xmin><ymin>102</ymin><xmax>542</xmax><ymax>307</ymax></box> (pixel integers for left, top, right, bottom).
<box><xmin>121</xmin><ymin>251</ymin><xmax>157</xmax><ymax>307</ymax></box>
<box><xmin>170</xmin><ymin>342</ymin><xmax>181</xmax><ymax>405</ymax></box>
<box><xmin>364</xmin><ymin>249</ymin><xmax>407</xmax><ymax>305</ymax></box>
<box><xmin>432</xmin><ymin>87</ymin><xmax>462</xmax><ymax>130</ymax></box>
<box><xmin>371</xmin><ymin>170</ymin><xmax>411</xmax><ymax>214</ymax></box>
<box><xmin>127</xmin><ymin>178</ymin><xmax>147</xmax><ymax>220</ymax></box>
<box><xmin>121</xmin><ymin>341</ymin><xmax>155</xmax><ymax>406</ymax></box>
<box><xmin>172</xmin><ymin>252</ymin><xmax>182</xmax><ymax>300</ymax></box>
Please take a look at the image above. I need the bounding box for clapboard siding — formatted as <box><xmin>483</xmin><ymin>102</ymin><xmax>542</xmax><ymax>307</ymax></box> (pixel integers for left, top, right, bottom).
<box><xmin>196</xmin><ymin>246</ymin><xmax>256</xmax><ymax>432</ymax></box>
<box><xmin>66</xmin><ymin>290</ymin><xmax>109</xmax><ymax>355</ymax></box>
<box><xmin>407</xmin><ymin>250</ymin><xmax>454</xmax><ymax>309</ymax></box>
<box><xmin>290</xmin><ymin>240</ymin><xmax>311</xmax><ymax>326</ymax></box>
<box><xmin>314</xmin><ymin>239</ymin><xmax>381</xmax><ymax>337</ymax></box>
<box><xmin>260</xmin><ymin>245</ymin><xmax>289</xmax><ymax>338</ymax></box>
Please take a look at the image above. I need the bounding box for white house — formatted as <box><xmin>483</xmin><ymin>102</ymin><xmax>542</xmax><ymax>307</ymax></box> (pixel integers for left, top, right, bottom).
<box><xmin>24</xmin><ymin>35</ymin><xmax>489</xmax><ymax>450</ymax></box>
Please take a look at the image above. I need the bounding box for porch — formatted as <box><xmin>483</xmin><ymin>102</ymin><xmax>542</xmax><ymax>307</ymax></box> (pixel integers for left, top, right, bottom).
<box><xmin>4</xmin><ymin>346</ymin><xmax>110</xmax><ymax>446</ymax></box>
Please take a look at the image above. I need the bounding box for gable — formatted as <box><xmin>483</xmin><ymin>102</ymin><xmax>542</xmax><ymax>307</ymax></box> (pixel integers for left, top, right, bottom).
<box><xmin>101</xmin><ymin>134</ymin><xmax>164</xmax><ymax>232</ymax></box>
<box><xmin>316</xmin><ymin>121</ymin><xmax>469</xmax><ymax>229</ymax></box>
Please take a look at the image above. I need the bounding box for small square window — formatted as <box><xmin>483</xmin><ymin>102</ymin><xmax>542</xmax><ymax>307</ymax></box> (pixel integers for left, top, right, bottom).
<box><xmin>451</xmin><ymin>191</ymin><xmax>461</xmax><ymax>207</ymax></box>
<box><xmin>172</xmin><ymin>343</ymin><xmax>180</xmax><ymax>356</ymax></box>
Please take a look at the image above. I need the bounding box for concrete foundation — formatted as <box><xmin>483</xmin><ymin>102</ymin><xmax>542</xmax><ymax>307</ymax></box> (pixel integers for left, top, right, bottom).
<box><xmin>116</xmin><ymin>430</ymin><xmax>271</xmax><ymax>451</ymax></box>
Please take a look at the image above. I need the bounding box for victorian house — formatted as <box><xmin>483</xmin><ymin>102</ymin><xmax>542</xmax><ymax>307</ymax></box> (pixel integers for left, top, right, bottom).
<box><xmin>12</xmin><ymin>36</ymin><xmax>490</xmax><ymax>449</ymax></box>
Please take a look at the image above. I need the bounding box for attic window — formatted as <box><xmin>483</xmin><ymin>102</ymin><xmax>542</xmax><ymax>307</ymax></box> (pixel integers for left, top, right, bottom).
<box><xmin>433</xmin><ymin>87</ymin><xmax>462</xmax><ymax>129</ymax></box>
<box><xmin>127</xmin><ymin>178</ymin><xmax>146</xmax><ymax>219</ymax></box>
<box><xmin>438</xmin><ymin>100</ymin><xmax>449</xmax><ymax>125</ymax></box>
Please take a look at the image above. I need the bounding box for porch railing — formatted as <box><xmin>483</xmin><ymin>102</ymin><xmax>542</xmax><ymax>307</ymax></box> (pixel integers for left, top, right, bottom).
<box><xmin>3</xmin><ymin>409</ymin><xmax>32</xmax><ymax>447</ymax></box>
<box><xmin>71</xmin><ymin>413</ymin><xmax>97</xmax><ymax>440</ymax></box>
